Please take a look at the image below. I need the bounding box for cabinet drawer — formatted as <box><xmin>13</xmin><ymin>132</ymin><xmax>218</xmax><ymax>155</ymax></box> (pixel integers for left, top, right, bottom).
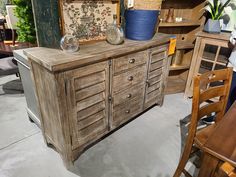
<box><xmin>113</xmin><ymin>64</ymin><xmax>146</xmax><ymax>93</ymax></box>
<box><xmin>113</xmin><ymin>85</ymin><xmax>144</xmax><ymax>107</ymax></box>
<box><xmin>112</xmin><ymin>97</ymin><xmax>143</xmax><ymax>127</ymax></box>
<box><xmin>113</xmin><ymin>51</ymin><xmax>147</xmax><ymax>73</ymax></box>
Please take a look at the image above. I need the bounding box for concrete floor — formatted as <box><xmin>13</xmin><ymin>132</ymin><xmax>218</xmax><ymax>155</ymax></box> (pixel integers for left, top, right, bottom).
<box><xmin>0</xmin><ymin>75</ymin><xmax>193</xmax><ymax>177</ymax></box>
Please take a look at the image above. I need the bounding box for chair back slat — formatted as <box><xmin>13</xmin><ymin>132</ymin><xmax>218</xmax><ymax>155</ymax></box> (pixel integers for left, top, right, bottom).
<box><xmin>198</xmin><ymin>101</ymin><xmax>224</xmax><ymax>121</ymax></box>
<box><xmin>199</xmin><ymin>69</ymin><xmax>232</xmax><ymax>86</ymax></box>
<box><xmin>192</xmin><ymin>68</ymin><xmax>233</xmax><ymax>124</ymax></box>
<box><xmin>199</xmin><ymin>85</ymin><xmax>226</xmax><ymax>104</ymax></box>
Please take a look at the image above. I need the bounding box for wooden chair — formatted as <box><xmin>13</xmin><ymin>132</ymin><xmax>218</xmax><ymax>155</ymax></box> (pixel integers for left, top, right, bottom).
<box><xmin>219</xmin><ymin>162</ymin><xmax>236</xmax><ymax>177</ymax></box>
<box><xmin>5</xmin><ymin>5</ymin><xmax>18</xmax><ymax>46</ymax></box>
<box><xmin>173</xmin><ymin>68</ymin><xmax>233</xmax><ymax>177</ymax></box>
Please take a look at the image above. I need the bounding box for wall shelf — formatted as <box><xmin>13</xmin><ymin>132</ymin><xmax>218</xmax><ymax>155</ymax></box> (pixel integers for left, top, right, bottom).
<box><xmin>165</xmin><ymin>75</ymin><xmax>186</xmax><ymax>94</ymax></box>
<box><xmin>176</xmin><ymin>41</ymin><xmax>194</xmax><ymax>50</ymax></box>
<box><xmin>170</xmin><ymin>65</ymin><xmax>190</xmax><ymax>71</ymax></box>
<box><xmin>159</xmin><ymin>20</ymin><xmax>201</xmax><ymax>27</ymax></box>
<box><xmin>159</xmin><ymin>0</ymin><xmax>205</xmax><ymax>94</ymax></box>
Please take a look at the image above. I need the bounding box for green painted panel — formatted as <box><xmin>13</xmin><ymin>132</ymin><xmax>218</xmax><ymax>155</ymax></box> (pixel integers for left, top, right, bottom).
<box><xmin>31</xmin><ymin>0</ymin><xmax>61</xmax><ymax>48</ymax></box>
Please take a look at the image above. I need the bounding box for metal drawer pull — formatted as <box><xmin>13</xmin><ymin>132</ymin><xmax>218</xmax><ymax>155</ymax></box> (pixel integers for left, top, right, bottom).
<box><xmin>129</xmin><ymin>58</ymin><xmax>135</xmax><ymax>63</ymax></box>
<box><xmin>128</xmin><ymin>76</ymin><xmax>133</xmax><ymax>81</ymax></box>
<box><xmin>127</xmin><ymin>93</ymin><xmax>132</xmax><ymax>98</ymax></box>
<box><xmin>125</xmin><ymin>110</ymin><xmax>130</xmax><ymax>114</ymax></box>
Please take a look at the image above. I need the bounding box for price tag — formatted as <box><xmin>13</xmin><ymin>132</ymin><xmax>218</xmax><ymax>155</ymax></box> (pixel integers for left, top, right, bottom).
<box><xmin>168</xmin><ymin>37</ymin><xmax>176</xmax><ymax>55</ymax></box>
<box><xmin>127</xmin><ymin>0</ymin><xmax>134</xmax><ymax>8</ymax></box>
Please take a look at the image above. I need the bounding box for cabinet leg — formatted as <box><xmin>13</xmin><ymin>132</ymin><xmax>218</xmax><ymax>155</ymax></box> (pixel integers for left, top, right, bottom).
<box><xmin>157</xmin><ymin>97</ymin><xmax>164</xmax><ymax>107</ymax></box>
<box><xmin>62</xmin><ymin>155</ymin><xmax>74</xmax><ymax>170</ymax></box>
<box><xmin>28</xmin><ymin>116</ymin><xmax>34</xmax><ymax>123</ymax></box>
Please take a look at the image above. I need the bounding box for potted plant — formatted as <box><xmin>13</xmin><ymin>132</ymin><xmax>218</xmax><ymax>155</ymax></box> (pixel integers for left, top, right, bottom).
<box><xmin>12</xmin><ymin>0</ymin><xmax>37</xmax><ymax>47</ymax></box>
<box><xmin>204</xmin><ymin>0</ymin><xmax>232</xmax><ymax>33</ymax></box>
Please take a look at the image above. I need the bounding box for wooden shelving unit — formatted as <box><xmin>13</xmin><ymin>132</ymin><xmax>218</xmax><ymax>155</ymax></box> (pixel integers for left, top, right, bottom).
<box><xmin>176</xmin><ymin>41</ymin><xmax>195</xmax><ymax>50</ymax></box>
<box><xmin>159</xmin><ymin>20</ymin><xmax>201</xmax><ymax>27</ymax></box>
<box><xmin>184</xmin><ymin>32</ymin><xmax>232</xmax><ymax>97</ymax></box>
<box><xmin>159</xmin><ymin>0</ymin><xmax>205</xmax><ymax>94</ymax></box>
<box><xmin>169</xmin><ymin>65</ymin><xmax>190</xmax><ymax>71</ymax></box>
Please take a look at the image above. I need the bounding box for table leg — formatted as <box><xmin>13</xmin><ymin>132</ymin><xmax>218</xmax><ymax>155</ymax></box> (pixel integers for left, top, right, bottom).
<box><xmin>198</xmin><ymin>152</ymin><xmax>221</xmax><ymax>177</ymax></box>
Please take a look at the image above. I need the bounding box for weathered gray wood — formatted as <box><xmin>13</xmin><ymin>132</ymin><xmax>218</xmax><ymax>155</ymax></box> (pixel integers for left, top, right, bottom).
<box><xmin>113</xmin><ymin>51</ymin><xmax>147</xmax><ymax>74</ymax></box>
<box><xmin>26</xmin><ymin>33</ymin><xmax>171</xmax><ymax>168</ymax></box>
<box><xmin>113</xmin><ymin>84</ymin><xmax>144</xmax><ymax>107</ymax></box>
<box><xmin>24</xmin><ymin>33</ymin><xmax>171</xmax><ymax>72</ymax></box>
<box><xmin>144</xmin><ymin>45</ymin><xmax>169</xmax><ymax>108</ymax></box>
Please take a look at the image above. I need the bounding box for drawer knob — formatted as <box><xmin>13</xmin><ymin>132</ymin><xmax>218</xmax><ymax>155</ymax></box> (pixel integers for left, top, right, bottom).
<box><xmin>127</xmin><ymin>93</ymin><xmax>132</xmax><ymax>98</ymax></box>
<box><xmin>129</xmin><ymin>58</ymin><xmax>135</xmax><ymax>64</ymax></box>
<box><xmin>125</xmin><ymin>110</ymin><xmax>130</xmax><ymax>114</ymax></box>
<box><xmin>128</xmin><ymin>76</ymin><xmax>133</xmax><ymax>81</ymax></box>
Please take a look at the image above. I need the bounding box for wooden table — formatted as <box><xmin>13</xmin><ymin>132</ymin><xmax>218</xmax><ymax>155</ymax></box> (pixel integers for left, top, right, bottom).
<box><xmin>0</xmin><ymin>42</ymin><xmax>13</xmax><ymax>56</ymax></box>
<box><xmin>198</xmin><ymin>102</ymin><xmax>236</xmax><ymax>176</ymax></box>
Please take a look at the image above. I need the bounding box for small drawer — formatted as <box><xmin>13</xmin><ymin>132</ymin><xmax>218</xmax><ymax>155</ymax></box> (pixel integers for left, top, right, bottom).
<box><xmin>113</xmin><ymin>64</ymin><xmax>146</xmax><ymax>93</ymax></box>
<box><xmin>113</xmin><ymin>85</ymin><xmax>144</xmax><ymax>107</ymax></box>
<box><xmin>113</xmin><ymin>51</ymin><xmax>147</xmax><ymax>73</ymax></box>
<box><xmin>112</xmin><ymin>97</ymin><xmax>143</xmax><ymax>127</ymax></box>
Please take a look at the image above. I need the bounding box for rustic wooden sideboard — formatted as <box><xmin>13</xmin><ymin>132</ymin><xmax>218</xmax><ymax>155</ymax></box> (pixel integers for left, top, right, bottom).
<box><xmin>24</xmin><ymin>33</ymin><xmax>171</xmax><ymax>168</ymax></box>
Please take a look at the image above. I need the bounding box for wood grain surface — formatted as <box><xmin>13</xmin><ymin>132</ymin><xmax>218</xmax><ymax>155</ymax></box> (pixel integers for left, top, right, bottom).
<box><xmin>24</xmin><ymin>33</ymin><xmax>171</xmax><ymax>72</ymax></box>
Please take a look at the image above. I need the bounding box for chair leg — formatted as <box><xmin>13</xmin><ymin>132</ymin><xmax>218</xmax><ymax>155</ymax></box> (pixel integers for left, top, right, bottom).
<box><xmin>12</xmin><ymin>29</ymin><xmax>15</xmax><ymax>46</ymax></box>
<box><xmin>173</xmin><ymin>140</ymin><xmax>194</xmax><ymax>177</ymax></box>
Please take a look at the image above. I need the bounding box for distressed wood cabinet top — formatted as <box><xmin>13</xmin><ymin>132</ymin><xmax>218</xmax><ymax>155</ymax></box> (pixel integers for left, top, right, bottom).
<box><xmin>196</xmin><ymin>31</ymin><xmax>230</xmax><ymax>41</ymax></box>
<box><xmin>24</xmin><ymin>33</ymin><xmax>172</xmax><ymax>72</ymax></box>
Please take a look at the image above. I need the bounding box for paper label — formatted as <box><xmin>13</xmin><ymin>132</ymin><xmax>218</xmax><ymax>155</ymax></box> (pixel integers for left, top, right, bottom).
<box><xmin>168</xmin><ymin>37</ymin><xmax>176</xmax><ymax>55</ymax></box>
<box><xmin>127</xmin><ymin>0</ymin><xmax>134</xmax><ymax>8</ymax></box>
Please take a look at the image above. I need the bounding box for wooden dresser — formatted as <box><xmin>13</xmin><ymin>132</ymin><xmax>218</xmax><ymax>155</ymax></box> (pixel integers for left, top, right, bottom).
<box><xmin>24</xmin><ymin>33</ymin><xmax>171</xmax><ymax>168</ymax></box>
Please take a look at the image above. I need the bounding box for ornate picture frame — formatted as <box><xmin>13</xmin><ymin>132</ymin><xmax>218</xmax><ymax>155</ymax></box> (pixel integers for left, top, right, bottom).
<box><xmin>59</xmin><ymin>0</ymin><xmax>120</xmax><ymax>43</ymax></box>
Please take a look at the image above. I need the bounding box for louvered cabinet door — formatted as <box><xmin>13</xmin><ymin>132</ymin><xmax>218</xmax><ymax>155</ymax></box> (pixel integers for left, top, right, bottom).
<box><xmin>144</xmin><ymin>45</ymin><xmax>169</xmax><ymax>109</ymax></box>
<box><xmin>65</xmin><ymin>61</ymin><xmax>110</xmax><ymax>150</ymax></box>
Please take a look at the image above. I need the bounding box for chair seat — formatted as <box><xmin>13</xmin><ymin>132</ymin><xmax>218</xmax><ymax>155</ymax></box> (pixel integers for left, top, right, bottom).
<box><xmin>0</xmin><ymin>57</ymin><xmax>18</xmax><ymax>75</ymax></box>
<box><xmin>194</xmin><ymin>124</ymin><xmax>217</xmax><ymax>148</ymax></box>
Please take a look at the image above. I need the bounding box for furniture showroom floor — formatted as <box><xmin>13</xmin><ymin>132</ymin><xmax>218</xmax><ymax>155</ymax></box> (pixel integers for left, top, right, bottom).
<box><xmin>0</xmin><ymin>75</ymin><xmax>193</xmax><ymax>177</ymax></box>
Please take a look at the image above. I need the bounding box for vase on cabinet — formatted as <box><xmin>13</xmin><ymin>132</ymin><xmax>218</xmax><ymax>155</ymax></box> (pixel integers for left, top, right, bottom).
<box><xmin>203</xmin><ymin>19</ymin><xmax>221</xmax><ymax>33</ymax></box>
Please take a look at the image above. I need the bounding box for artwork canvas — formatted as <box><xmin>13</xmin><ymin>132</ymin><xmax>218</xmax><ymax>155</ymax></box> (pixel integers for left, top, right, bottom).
<box><xmin>220</xmin><ymin>1</ymin><xmax>236</xmax><ymax>32</ymax></box>
<box><xmin>61</xmin><ymin>0</ymin><xmax>118</xmax><ymax>43</ymax></box>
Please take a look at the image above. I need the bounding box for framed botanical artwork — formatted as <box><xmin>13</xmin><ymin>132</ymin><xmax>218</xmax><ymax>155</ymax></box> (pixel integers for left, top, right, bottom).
<box><xmin>59</xmin><ymin>0</ymin><xmax>120</xmax><ymax>43</ymax></box>
<box><xmin>220</xmin><ymin>1</ymin><xmax>236</xmax><ymax>32</ymax></box>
